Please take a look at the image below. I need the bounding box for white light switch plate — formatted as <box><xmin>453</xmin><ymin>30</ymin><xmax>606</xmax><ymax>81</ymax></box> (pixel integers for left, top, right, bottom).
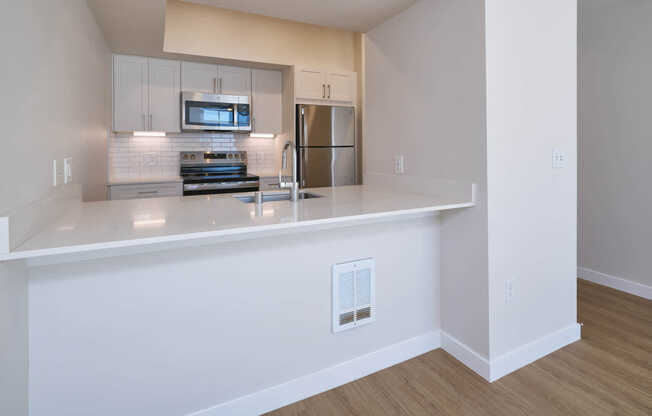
<box><xmin>393</xmin><ymin>155</ymin><xmax>405</xmax><ymax>174</ymax></box>
<box><xmin>53</xmin><ymin>160</ymin><xmax>58</xmax><ymax>187</ymax></box>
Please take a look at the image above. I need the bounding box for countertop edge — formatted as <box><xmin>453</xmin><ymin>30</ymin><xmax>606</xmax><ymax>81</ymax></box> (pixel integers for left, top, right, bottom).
<box><xmin>0</xmin><ymin>202</ymin><xmax>474</xmax><ymax>262</ymax></box>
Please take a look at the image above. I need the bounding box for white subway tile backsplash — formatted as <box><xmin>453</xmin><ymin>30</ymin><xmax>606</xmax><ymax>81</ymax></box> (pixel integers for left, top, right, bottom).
<box><xmin>108</xmin><ymin>132</ymin><xmax>279</xmax><ymax>179</ymax></box>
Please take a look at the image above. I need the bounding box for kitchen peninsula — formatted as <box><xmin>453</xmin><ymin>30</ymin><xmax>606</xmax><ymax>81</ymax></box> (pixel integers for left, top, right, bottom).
<box><xmin>2</xmin><ymin>180</ymin><xmax>474</xmax><ymax>415</ymax></box>
<box><xmin>1</xmin><ymin>183</ymin><xmax>474</xmax><ymax>263</ymax></box>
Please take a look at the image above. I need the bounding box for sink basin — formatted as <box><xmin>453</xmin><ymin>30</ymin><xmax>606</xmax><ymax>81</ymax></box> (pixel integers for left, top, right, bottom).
<box><xmin>234</xmin><ymin>192</ymin><xmax>324</xmax><ymax>204</ymax></box>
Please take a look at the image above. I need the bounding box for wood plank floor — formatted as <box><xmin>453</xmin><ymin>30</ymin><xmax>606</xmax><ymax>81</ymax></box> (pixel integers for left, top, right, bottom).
<box><xmin>267</xmin><ymin>279</ymin><xmax>652</xmax><ymax>416</ymax></box>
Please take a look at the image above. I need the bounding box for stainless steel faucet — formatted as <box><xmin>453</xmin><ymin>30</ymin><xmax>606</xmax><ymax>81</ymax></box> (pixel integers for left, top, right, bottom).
<box><xmin>278</xmin><ymin>140</ymin><xmax>299</xmax><ymax>202</ymax></box>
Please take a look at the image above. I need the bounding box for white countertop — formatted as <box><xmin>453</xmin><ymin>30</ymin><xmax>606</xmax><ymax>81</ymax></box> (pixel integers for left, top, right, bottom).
<box><xmin>0</xmin><ymin>185</ymin><xmax>474</xmax><ymax>262</ymax></box>
<box><xmin>107</xmin><ymin>176</ymin><xmax>183</xmax><ymax>185</ymax></box>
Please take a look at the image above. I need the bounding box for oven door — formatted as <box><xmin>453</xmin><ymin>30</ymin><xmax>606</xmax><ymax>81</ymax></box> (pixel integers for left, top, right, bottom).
<box><xmin>182</xmin><ymin>92</ymin><xmax>238</xmax><ymax>131</ymax></box>
<box><xmin>183</xmin><ymin>180</ymin><xmax>260</xmax><ymax>196</ymax></box>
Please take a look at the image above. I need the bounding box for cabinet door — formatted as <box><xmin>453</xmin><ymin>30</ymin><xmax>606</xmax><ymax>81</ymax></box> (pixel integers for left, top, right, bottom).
<box><xmin>113</xmin><ymin>55</ymin><xmax>148</xmax><ymax>132</ymax></box>
<box><xmin>295</xmin><ymin>68</ymin><xmax>326</xmax><ymax>100</ymax></box>
<box><xmin>181</xmin><ymin>61</ymin><xmax>218</xmax><ymax>93</ymax></box>
<box><xmin>327</xmin><ymin>71</ymin><xmax>356</xmax><ymax>104</ymax></box>
<box><xmin>251</xmin><ymin>69</ymin><xmax>282</xmax><ymax>134</ymax></box>
<box><xmin>149</xmin><ymin>59</ymin><xmax>181</xmax><ymax>132</ymax></box>
<box><xmin>219</xmin><ymin>65</ymin><xmax>252</xmax><ymax>96</ymax></box>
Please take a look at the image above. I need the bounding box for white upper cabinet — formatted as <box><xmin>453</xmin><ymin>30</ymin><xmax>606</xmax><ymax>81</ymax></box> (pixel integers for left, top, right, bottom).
<box><xmin>295</xmin><ymin>68</ymin><xmax>327</xmax><ymax>101</ymax></box>
<box><xmin>149</xmin><ymin>59</ymin><xmax>181</xmax><ymax>133</ymax></box>
<box><xmin>181</xmin><ymin>63</ymin><xmax>251</xmax><ymax>96</ymax></box>
<box><xmin>251</xmin><ymin>69</ymin><xmax>282</xmax><ymax>135</ymax></box>
<box><xmin>113</xmin><ymin>55</ymin><xmax>181</xmax><ymax>132</ymax></box>
<box><xmin>326</xmin><ymin>71</ymin><xmax>356</xmax><ymax>103</ymax></box>
<box><xmin>181</xmin><ymin>62</ymin><xmax>218</xmax><ymax>94</ymax></box>
<box><xmin>219</xmin><ymin>65</ymin><xmax>252</xmax><ymax>96</ymax></box>
<box><xmin>295</xmin><ymin>68</ymin><xmax>357</xmax><ymax>105</ymax></box>
<box><xmin>113</xmin><ymin>55</ymin><xmax>149</xmax><ymax>132</ymax></box>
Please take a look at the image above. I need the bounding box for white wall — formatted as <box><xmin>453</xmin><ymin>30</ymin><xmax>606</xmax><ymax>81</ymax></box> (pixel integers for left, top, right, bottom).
<box><xmin>365</xmin><ymin>0</ymin><xmax>490</xmax><ymax>357</ymax></box>
<box><xmin>0</xmin><ymin>0</ymin><xmax>110</xmax><ymax>213</ymax></box>
<box><xmin>27</xmin><ymin>217</ymin><xmax>440</xmax><ymax>415</ymax></box>
<box><xmin>0</xmin><ymin>262</ymin><xmax>29</xmax><ymax>416</ymax></box>
<box><xmin>485</xmin><ymin>0</ymin><xmax>578</xmax><ymax>358</ymax></box>
<box><xmin>579</xmin><ymin>0</ymin><xmax>652</xmax><ymax>292</ymax></box>
<box><xmin>365</xmin><ymin>0</ymin><xmax>578</xmax><ymax>363</ymax></box>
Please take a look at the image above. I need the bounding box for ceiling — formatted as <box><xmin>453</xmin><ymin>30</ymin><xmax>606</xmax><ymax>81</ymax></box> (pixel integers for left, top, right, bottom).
<box><xmin>180</xmin><ymin>0</ymin><xmax>418</xmax><ymax>32</ymax></box>
<box><xmin>87</xmin><ymin>0</ymin><xmax>167</xmax><ymax>56</ymax></box>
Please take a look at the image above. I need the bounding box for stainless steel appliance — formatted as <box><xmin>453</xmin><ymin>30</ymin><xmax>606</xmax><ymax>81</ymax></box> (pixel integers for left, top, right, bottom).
<box><xmin>296</xmin><ymin>104</ymin><xmax>357</xmax><ymax>188</ymax></box>
<box><xmin>180</xmin><ymin>151</ymin><xmax>259</xmax><ymax>196</ymax></box>
<box><xmin>181</xmin><ymin>92</ymin><xmax>251</xmax><ymax>132</ymax></box>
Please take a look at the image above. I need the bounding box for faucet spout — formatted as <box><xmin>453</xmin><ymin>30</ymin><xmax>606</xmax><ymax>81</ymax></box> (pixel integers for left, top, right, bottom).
<box><xmin>279</xmin><ymin>140</ymin><xmax>299</xmax><ymax>201</ymax></box>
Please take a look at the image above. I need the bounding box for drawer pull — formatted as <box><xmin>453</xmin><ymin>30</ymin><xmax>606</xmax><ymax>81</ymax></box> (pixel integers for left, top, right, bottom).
<box><xmin>137</xmin><ymin>191</ymin><xmax>159</xmax><ymax>195</ymax></box>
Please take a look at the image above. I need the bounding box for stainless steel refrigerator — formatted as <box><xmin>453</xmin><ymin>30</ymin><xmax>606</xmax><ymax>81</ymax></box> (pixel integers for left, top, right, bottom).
<box><xmin>296</xmin><ymin>104</ymin><xmax>357</xmax><ymax>188</ymax></box>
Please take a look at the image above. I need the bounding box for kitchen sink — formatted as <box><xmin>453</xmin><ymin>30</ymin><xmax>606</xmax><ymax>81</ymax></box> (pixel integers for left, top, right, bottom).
<box><xmin>234</xmin><ymin>192</ymin><xmax>324</xmax><ymax>204</ymax></box>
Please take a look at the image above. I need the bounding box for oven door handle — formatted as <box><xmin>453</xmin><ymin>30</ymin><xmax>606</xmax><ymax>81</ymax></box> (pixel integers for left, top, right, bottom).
<box><xmin>183</xmin><ymin>181</ymin><xmax>259</xmax><ymax>191</ymax></box>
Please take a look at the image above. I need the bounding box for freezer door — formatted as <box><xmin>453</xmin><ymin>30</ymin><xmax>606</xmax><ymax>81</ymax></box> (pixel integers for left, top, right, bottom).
<box><xmin>299</xmin><ymin>147</ymin><xmax>356</xmax><ymax>188</ymax></box>
<box><xmin>299</xmin><ymin>105</ymin><xmax>355</xmax><ymax>147</ymax></box>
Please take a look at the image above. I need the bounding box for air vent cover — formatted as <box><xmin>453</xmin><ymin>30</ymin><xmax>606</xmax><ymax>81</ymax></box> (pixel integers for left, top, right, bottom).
<box><xmin>332</xmin><ymin>258</ymin><xmax>375</xmax><ymax>333</ymax></box>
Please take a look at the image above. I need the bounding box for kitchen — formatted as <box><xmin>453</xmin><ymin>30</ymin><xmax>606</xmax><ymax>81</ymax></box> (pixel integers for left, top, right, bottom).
<box><xmin>108</xmin><ymin>56</ymin><xmax>359</xmax><ymax>201</ymax></box>
<box><xmin>0</xmin><ymin>1</ymin><xmax>582</xmax><ymax>416</ymax></box>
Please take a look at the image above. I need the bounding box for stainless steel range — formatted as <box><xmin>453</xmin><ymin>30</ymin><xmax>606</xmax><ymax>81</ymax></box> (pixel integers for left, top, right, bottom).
<box><xmin>180</xmin><ymin>151</ymin><xmax>260</xmax><ymax>196</ymax></box>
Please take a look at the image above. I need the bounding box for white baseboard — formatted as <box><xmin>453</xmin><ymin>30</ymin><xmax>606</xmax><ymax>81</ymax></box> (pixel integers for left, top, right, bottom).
<box><xmin>488</xmin><ymin>323</ymin><xmax>581</xmax><ymax>381</ymax></box>
<box><xmin>578</xmin><ymin>267</ymin><xmax>652</xmax><ymax>300</ymax></box>
<box><xmin>442</xmin><ymin>323</ymin><xmax>581</xmax><ymax>382</ymax></box>
<box><xmin>189</xmin><ymin>323</ymin><xmax>582</xmax><ymax>415</ymax></box>
<box><xmin>440</xmin><ymin>332</ymin><xmax>490</xmax><ymax>380</ymax></box>
<box><xmin>188</xmin><ymin>331</ymin><xmax>442</xmax><ymax>416</ymax></box>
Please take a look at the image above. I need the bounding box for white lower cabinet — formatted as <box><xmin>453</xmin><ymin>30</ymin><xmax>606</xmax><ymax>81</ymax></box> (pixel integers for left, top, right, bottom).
<box><xmin>108</xmin><ymin>182</ymin><xmax>182</xmax><ymax>200</ymax></box>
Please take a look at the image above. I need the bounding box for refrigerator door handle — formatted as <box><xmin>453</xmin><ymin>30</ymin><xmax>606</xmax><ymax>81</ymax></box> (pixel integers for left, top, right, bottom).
<box><xmin>301</xmin><ymin>108</ymin><xmax>308</xmax><ymax>147</ymax></box>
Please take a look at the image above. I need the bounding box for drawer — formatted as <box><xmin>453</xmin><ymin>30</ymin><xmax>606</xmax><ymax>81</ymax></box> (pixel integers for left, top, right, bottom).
<box><xmin>108</xmin><ymin>183</ymin><xmax>182</xmax><ymax>200</ymax></box>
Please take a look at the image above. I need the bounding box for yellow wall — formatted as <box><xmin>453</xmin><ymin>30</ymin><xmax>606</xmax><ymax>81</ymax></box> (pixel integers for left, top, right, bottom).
<box><xmin>164</xmin><ymin>0</ymin><xmax>360</xmax><ymax>71</ymax></box>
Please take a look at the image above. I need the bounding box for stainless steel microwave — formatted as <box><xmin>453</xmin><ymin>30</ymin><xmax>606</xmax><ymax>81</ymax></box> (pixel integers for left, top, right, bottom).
<box><xmin>181</xmin><ymin>92</ymin><xmax>251</xmax><ymax>132</ymax></box>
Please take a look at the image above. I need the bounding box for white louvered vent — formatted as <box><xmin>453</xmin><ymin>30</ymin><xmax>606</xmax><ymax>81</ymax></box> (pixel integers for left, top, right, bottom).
<box><xmin>332</xmin><ymin>258</ymin><xmax>375</xmax><ymax>333</ymax></box>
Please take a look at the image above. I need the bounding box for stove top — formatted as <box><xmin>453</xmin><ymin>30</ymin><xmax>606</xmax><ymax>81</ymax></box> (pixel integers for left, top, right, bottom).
<box><xmin>180</xmin><ymin>151</ymin><xmax>260</xmax><ymax>196</ymax></box>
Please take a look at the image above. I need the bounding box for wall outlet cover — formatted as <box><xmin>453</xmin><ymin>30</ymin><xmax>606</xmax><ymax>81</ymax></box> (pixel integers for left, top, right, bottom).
<box><xmin>143</xmin><ymin>152</ymin><xmax>159</xmax><ymax>167</ymax></box>
<box><xmin>393</xmin><ymin>155</ymin><xmax>405</xmax><ymax>174</ymax></box>
<box><xmin>552</xmin><ymin>149</ymin><xmax>566</xmax><ymax>168</ymax></box>
<box><xmin>64</xmin><ymin>158</ymin><xmax>72</xmax><ymax>184</ymax></box>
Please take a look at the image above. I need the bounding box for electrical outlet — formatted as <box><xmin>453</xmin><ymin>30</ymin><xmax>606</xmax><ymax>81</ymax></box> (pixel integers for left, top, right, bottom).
<box><xmin>552</xmin><ymin>149</ymin><xmax>566</xmax><ymax>168</ymax></box>
<box><xmin>256</xmin><ymin>152</ymin><xmax>264</xmax><ymax>163</ymax></box>
<box><xmin>505</xmin><ymin>280</ymin><xmax>514</xmax><ymax>304</ymax></box>
<box><xmin>142</xmin><ymin>152</ymin><xmax>158</xmax><ymax>167</ymax></box>
<box><xmin>393</xmin><ymin>155</ymin><xmax>405</xmax><ymax>174</ymax></box>
<box><xmin>64</xmin><ymin>158</ymin><xmax>72</xmax><ymax>184</ymax></box>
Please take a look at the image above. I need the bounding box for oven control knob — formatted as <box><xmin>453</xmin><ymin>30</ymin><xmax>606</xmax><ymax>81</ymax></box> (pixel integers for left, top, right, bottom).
<box><xmin>190</xmin><ymin>154</ymin><xmax>196</xmax><ymax>160</ymax></box>
<box><xmin>228</xmin><ymin>153</ymin><xmax>233</xmax><ymax>159</ymax></box>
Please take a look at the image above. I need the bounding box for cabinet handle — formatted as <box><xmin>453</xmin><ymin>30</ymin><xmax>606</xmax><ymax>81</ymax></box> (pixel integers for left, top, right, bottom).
<box><xmin>142</xmin><ymin>114</ymin><xmax>147</xmax><ymax>130</ymax></box>
<box><xmin>322</xmin><ymin>84</ymin><xmax>326</xmax><ymax>99</ymax></box>
<box><xmin>218</xmin><ymin>78</ymin><xmax>222</xmax><ymax>94</ymax></box>
<box><xmin>149</xmin><ymin>114</ymin><xmax>153</xmax><ymax>131</ymax></box>
<box><xmin>213</xmin><ymin>78</ymin><xmax>217</xmax><ymax>93</ymax></box>
<box><xmin>328</xmin><ymin>84</ymin><xmax>331</xmax><ymax>99</ymax></box>
<box><xmin>138</xmin><ymin>190</ymin><xmax>159</xmax><ymax>195</ymax></box>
